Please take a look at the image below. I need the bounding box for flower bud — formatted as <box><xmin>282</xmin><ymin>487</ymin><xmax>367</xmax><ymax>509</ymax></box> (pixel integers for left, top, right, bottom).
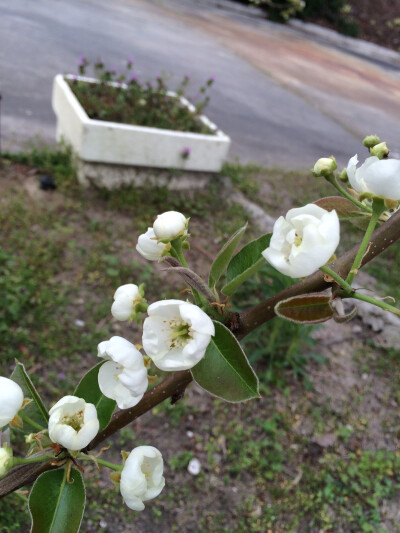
<box><xmin>312</xmin><ymin>157</ymin><xmax>337</xmax><ymax>177</ymax></box>
<box><xmin>362</xmin><ymin>134</ymin><xmax>381</xmax><ymax>149</ymax></box>
<box><xmin>369</xmin><ymin>142</ymin><xmax>389</xmax><ymax>159</ymax></box>
<box><xmin>0</xmin><ymin>445</ymin><xmax>13</xmax><ymax>478</ymax></box>
<box><xmin>153</xmin><ymin>211</ymin><xmax>188</xmax><ymax>242</ymax></box>
<box><xmin>338</xmin><ymin>168</ymin><xmax>348</xmax><ymax>182</ymax></box>
<box><xmin>111</xmin><ymin>284</ymin><xmax>147</xmax><ymax>322</ymax></box>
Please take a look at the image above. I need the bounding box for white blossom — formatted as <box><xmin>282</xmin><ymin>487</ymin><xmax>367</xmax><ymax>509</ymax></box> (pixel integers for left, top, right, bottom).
<box><xmin>111</xmin><ymin>284</ymin><xmax>140</xmax><ymax>321</ymax></box>
<box><xmin>0</xmin><ymin>446</ymin><xmax>13</xmax><ymax>478</ymax></box>
<box><xmin>262</xmin><ymin>203</ymin><xmax>340</xmax><ymax>278</ymax></box>
<box><xmin>347</xmin><ymin>154</ymin><xmax>400</xmax><ymax>200</ymax></box>
<box><xmin>0</xmin><ymin>377</ymin><xmax>24</xmax><ymax>428</ymax></box>
<box><xmin>136</xmin><ymin>228</ymin><xmax>169</xmax><ymax>261</ymax></box>
<box><xmin>153</xmin><ymin>211</ymin><xmax>188</xmax><ymax>241</ymax></box>
<box><xmin>142</xmin><ymin>300</ymin><xmax>215</xmax><ymax>371</ymax></box>
<box><xmin>120</xmin><ymin>446</ymin><xmax>165</xmax><ymax>511</ymax></box>
<box><xmin>48</xmin><ymin>396</ymin><xmax>99</xmax><ymax>451</ymax></box>
<box><xmin>98</xmin><ymin>336</ymin><xmax>148</xmax><ymax>409</ymax></box>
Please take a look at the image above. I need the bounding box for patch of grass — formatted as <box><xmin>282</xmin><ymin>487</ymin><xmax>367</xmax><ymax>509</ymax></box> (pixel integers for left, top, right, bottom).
<box><xmin>2</xmin><ymin>143</ymin><xmax>78</xmax><ymax>192</ymax></box>
<box><xmin>0</xmin><ymin>493</ymin><xmax>31</xmax><ymax>532</ymax></box>
<box><xmin>232</xmin><ymin>262</ymin><xmax>325</xmax><ymax>388</ymax></box>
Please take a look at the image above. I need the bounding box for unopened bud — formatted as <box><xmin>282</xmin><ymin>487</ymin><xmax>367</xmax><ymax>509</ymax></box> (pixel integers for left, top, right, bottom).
<box><xmin>362</xmin><ymin>135</ymin><xmax>381</xmax><ymax>149</ymax></box>
<box><xmin>312</xmin><ymin>157</ymin><xmax>337</xmax><ymax>177</ymax></box>
<box><xmin>370</xmin><ymin>142</ymin><xmax>389</xmax><ymax>159</ymax></box>
<box><xmin>0</xmin><ymin>445</ymin><xmax>13</xmax><ymax>478</ymax></box>
<box><xmin>338</xmin><ymin>168</ymin><xmax>348</xmax><ymax>182</ymax></box>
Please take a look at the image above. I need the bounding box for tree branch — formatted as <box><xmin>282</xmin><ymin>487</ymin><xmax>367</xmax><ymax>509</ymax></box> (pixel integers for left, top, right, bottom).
<box><xmin>234</xmin><ymin>209</ymin><xmax>400</xmax><ymax>338</ymax></box>
<box><xmin>1</xmin><ymin>209</ymin><xmax>400</xmax><ymax>498</ymax></box>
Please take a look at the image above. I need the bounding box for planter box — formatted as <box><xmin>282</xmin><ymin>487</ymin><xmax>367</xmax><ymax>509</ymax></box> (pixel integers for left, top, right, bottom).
<box><xmin>52</xmin><ymin>75</ymin><xmax>231</xmax><ymax>188</ymax></box>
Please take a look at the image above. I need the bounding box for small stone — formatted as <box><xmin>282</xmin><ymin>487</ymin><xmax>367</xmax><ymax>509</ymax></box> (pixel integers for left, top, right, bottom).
<box><xmin>187</xmin><ymin>458</ymin><xmax>201</xmax><ymax>475</ymax></box>
<box><xmin>362</xmin><ymin>373</ymin><xmax>368</xmax><ymax>380</ymax></box>
<box><xmin>74</xmin><ymin>319</ymin><xmax>85</xmax><ymax>328</ymax></box>
<box><xmin>186</xmin><ymin>430</ymin><xmax>194</xmax><ymax>438</ymax></box>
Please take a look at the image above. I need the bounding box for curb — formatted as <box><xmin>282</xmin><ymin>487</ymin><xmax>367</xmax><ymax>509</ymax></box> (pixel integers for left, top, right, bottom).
<box><xmin>288</xmin><ymin>19</ymin><xmax>400</xmax><ymax>70</ymax></box>
<box><xmin>193</xmin><ymin>0</ymin><xmax>400</xmax><ymax>70</ymax></box>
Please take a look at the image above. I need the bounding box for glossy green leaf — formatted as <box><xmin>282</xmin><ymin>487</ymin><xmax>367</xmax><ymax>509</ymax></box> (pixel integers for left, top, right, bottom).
<box><xmin>10</xmin><ymin>361</ymin><xmax>48</xmax><ymax>430</ymax></box>
<box><xmin>74</xmin><ymin>363</ymin><xmax>116</xmax><ymax>431</ymax></box>
<box><xmin>222</xmin><ymin>233</ymin><xmax>271</xmax><ymax>296</ymax></box>
<box><xmin>29</xmin><ymin>467</ymin><xmax>85</xmax><ymax>533</ymax></box>
<box><xmin>275</xmin><ymin>293</ymin><xmax>333</xmax><ymax>324</ymax></box>
<box><xmin>209</xmin><ymin>224</ymin><xmax>247</xmax><ymax>288</ymax></box>
<box><xmin>191</xmin><ymin>321</ymin><xmax>259</xmax><ymax>402</ymax></box>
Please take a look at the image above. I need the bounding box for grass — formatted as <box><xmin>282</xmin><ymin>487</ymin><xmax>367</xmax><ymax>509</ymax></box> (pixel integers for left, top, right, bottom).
<box><xmin>1</xmin><ymin>145</ymin><xmax>400</xmax><ymax>532</ymax></box>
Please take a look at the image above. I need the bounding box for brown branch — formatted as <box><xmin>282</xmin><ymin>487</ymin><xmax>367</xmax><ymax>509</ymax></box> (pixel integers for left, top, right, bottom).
<box><xmin>234</xmin><ymin>208</ymin><xmax>400</xmax><ymax>338</ymax></box>
<box><xmin>86</xmin><ymin>370</ymin><xmax>192</xmax><ymax>451</ymax></box>
<box><xmin>1</xmin><ymin>209</ymin><xmax>400</xmax><ymax>498</ymax></box>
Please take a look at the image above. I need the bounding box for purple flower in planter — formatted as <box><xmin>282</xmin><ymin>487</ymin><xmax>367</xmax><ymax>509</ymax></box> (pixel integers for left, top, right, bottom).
<box><xmin>181</xmin><ymin>147</ymin><xmax>191</xmax><ymax>160</ymax></box>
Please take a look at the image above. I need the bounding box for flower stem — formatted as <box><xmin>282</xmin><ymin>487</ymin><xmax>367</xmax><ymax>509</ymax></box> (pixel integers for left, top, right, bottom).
<box><xmin>345</xmin><ymin>198</ymin><xmax>385</xmax><ymax>286</ymax></box>
<box><xmin>320</xmin><ymin>266</ymin><xmax>400</xmax><ymax>315</ymax></box>
<box><xmin>349</xmin><ymin>291</ymin><xmax>400</xmax><ymax>315</ymax></box>
<box><xmin>320</xmin><ymin>265</ymin><xmax>353</xmax><ymax>294</ymax></box>
<box><xmin>79</xmin><ymin>454</ymin><xmax>122</xmax><ymax>471</ymax></box>
<box><xmin>12</xmin><ymin>455</ymin><xmax>51</xmax><ymax>468</ymax></box>
<box><xmin>19</xmin><ymin>412</ymin><xmax>45</xmax><ymax>432</ymax></box>
<box><xmin>326</xmin><ymin>176</ymin><xmax>372</xmax><ymax>212</ymax></box>
<box><xmin>170</xmin><ymin>238</ymin><xmax>188</xmax><ymax>267</ymax></box>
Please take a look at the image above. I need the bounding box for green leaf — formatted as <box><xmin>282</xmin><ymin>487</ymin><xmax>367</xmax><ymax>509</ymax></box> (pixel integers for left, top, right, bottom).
<box><xmin>191</xmin><ymin>321</ymin><xmax>259</xmax><ymax>402</ymax></box>
<box><xmin>275</xmin><ymin>293</ymin><xmax>333</xmax><ymax>324</ymax></box>
<box><xmin>209</xmin><ymin>224</ymin><xmax>247</xmax><ymax>288</ymax></box>
<box><xmin>222</xmin><ymin>233</ymin><xmax>271</xmax><ymax>296</ymax></box>
<box><xmin>10</xmin><ymin>361</ymin><xmax>49</xmax><ymax>429</ymax></box>
<box><xmin>29</xmin><ymin>467</ymin><xmax>85</xmax><ymax>533</ymax></box>
<box><xmin>74</xmin><ymin>363</ymin><xmax>116</xmax><ymax>431</ymax></box>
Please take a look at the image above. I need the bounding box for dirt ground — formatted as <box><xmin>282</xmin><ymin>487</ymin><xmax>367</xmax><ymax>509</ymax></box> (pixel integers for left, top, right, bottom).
<box><xmin>1</xmin><ymin>158</ymin><xmax>400</xmax><ymax>531</ymax></box>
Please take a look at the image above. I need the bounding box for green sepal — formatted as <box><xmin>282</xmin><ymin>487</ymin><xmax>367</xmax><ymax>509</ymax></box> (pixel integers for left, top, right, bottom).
<box><xmin>29</xmin><ymin>467</ymin><xmax>85</xmax><ymax>533</ymax></box>
<box><xmin>74</xmin><ymin>362</ymin><xmax>116</xmax><ymax>432</ymax></box>
<box><xmin>222</xmin><ymin>233</ymin><xmax>271</xmax><ymax>296</ymax></box>
<box><xmin>191</xmin><ymin>321</ymin><xmax>259</xmax><ymax>403</ymax></box>
<box><xmin>209</xmin><ymin>224</ymin><xmax>247</xmax><ymax>288</ymax></box>
<box><xmin>10</xmin><ymin>361</ymin><xmax>49</xmax><ymax>430</ymax></box>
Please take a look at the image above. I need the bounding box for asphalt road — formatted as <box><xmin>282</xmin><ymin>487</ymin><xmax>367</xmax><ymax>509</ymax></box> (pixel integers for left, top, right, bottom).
<box><xmin>1</xmin><ymin>0</ymin><xmax>399</xmax><ymax>168</ymax></box>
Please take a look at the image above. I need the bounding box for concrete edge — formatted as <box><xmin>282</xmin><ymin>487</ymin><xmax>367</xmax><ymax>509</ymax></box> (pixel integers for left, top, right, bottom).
<box><xmin>288</xmin><ymin>19</ymin><xmax>400</xmax><ymax>69</ymax></box>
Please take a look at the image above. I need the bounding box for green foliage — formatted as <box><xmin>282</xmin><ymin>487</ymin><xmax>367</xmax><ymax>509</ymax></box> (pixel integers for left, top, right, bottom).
<box><xmin>29</xmin><ymin>468</ymin><xmax>85</xmax><ymax>533</ymax></box>
<box><xmin>301</xmin><ymin>0</ymin><xmax>360</xmax><ymax>37</ymax></box>
<box><xmin>209</xmin><ymin>223</ymin><xmax>247</xmax><ymax>288</ymax></box>
<box><xmin>168</xmin><ymin>451</ymin><xmax>194</xmax><ymax>471</ymax></box>
<box><xmin>70</xmin><ymin>58</ymin><xmax>215</xmax><ymax>134</ymax></box>
<box><xmin>222</xmin><ymin>232</ymin><xmax>271</xmax><ymax>296</ymax></box>
<box><xmin>232</xmin><ymin>262</ymin><xmax>324</xmax><ymax>387</ymax></box>
<box><xmin>2</xmin><ymin>144</ymin><xmax>77</xmax><ymax>192</ymax></box>
<box><xmin>74</xmin><ymin>363</ymin><xmax>116</xmax><ymax>431</ymax></box>
<box><xmin>298</xmin><ymin>450</ymin><xmax>400</xmax><ymax>530</ymax></box>
<box><xmin>0</xmin><ymin>492</ymin><xmax>31</xmax><ymax>532</ymax></box>
<box><xmin>192</xmin><ymin>321</ymin><xmax>259</xmax><ymax>402</ymax></box>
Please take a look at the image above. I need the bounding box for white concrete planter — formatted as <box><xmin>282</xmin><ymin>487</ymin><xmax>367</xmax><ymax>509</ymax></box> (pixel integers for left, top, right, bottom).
<box><xmin>52</xmin><ymin>75</ymin><xmax>231</xmax><ymax>181</ymax></box>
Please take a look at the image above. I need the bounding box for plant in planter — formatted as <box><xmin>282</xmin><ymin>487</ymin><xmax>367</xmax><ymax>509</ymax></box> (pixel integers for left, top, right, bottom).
<box><xmin>52</xmin><ymin>58</ymin><xmax>231</xmax><ymax>187</ymax></box>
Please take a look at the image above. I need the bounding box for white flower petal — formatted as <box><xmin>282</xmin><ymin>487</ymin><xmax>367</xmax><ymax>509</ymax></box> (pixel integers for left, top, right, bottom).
<box><xmin>262</xmin><ymin>203</ymin><xmax>340</xmax><ymax>278</ymax></box>
<box><xmin>142</xmin><ymin>300</ymin><xmax>214</xmax><ymax>371</ymax></box>
<box><xmin>120</xmin><ymin>446</ymin><xmax>165</xmax><ymax>511</ymax></box>
<box><xmin>153</xmin><ymin>211</ymin><xmax>187</xmax><ymax>241</ymax></box>
<box><xmin>0</xmin><ymin>378</ymin><xmax>24</xmax><ymax>428</ymax></box>
<box><xmin>136</xmin><ymin>228</ymin><xmax>168</xmax><ymax>261</ymax></box>
<box><xmin>48</xmin><ymin>396</ymin><xmax>99</xmax><ymax>451</ymax></box>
